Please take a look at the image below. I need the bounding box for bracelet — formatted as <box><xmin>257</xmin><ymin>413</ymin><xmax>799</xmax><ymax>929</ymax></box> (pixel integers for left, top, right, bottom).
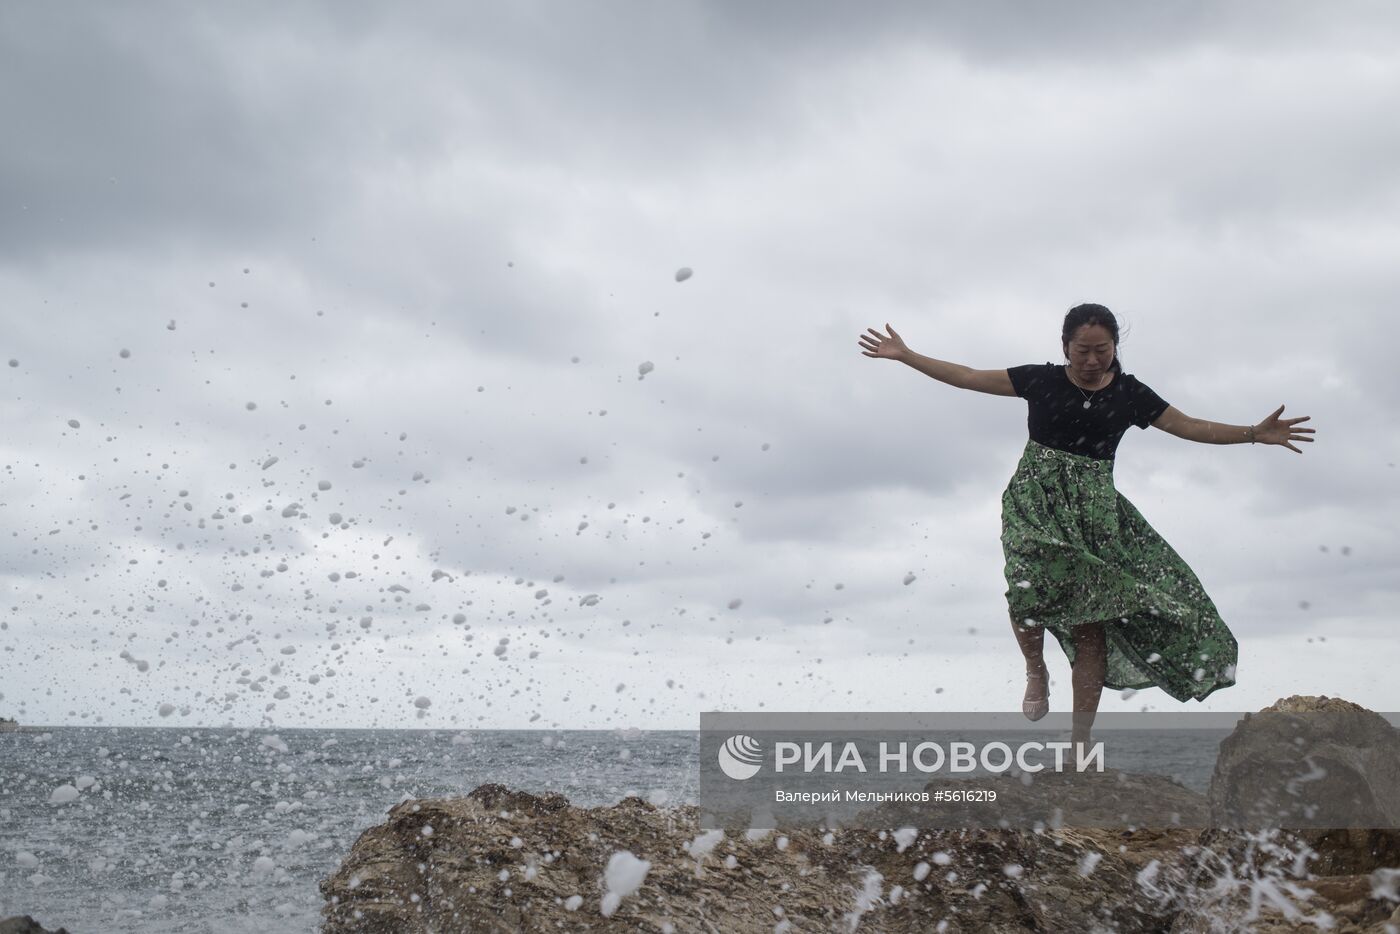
<box><xmin>1245</xmin><ymin>426</ymin><xmax>1256</xmax><ymax>444</ymax></box>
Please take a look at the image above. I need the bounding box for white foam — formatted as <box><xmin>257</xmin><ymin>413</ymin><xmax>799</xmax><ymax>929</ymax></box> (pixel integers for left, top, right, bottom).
<box><xmin>600</xmin><ymin>850</ymin><xmax>651</xmax><ymax>917</ymax></box>
<box><xmin>48</xmin><ymin>784</ymin><xmax>80</xmax><ymax>805</ymax></box>
<box><xmin>685</xmin><ymin>829</ymin><xmax>724</xmax><ymax>860</ymax></box>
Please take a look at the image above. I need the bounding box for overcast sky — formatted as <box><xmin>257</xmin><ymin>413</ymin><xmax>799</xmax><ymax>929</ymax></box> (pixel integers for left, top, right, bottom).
<box><xmin>1</xmin><ymin>1</ymin><xmax>1396</xmax><ymax>730</ymax></box>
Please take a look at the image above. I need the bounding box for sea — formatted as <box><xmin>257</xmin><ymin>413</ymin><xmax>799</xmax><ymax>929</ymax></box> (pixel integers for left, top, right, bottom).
<box><xmin>0</xmin><ymin>726</ymin><xmax>1220</xmax><ymax>933</ymax></box>
<box><xmin>0</xmin><ymin>726</ymin><xmax>702</xmax><ymax>933</ymax></box>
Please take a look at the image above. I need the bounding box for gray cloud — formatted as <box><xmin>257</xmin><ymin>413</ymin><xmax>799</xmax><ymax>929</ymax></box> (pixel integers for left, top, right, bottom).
<box><xmin>2</xmin><ymin>1</ymin><xmax>1396</xmax><ymax>728</ymax></box>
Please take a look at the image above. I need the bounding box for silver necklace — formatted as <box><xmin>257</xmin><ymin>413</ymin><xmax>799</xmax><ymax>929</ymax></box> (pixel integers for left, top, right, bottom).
<box><xmin>1066</xmin><ymin>366</ymin><xmax>1108</xmax><ymax>409</ymax></box>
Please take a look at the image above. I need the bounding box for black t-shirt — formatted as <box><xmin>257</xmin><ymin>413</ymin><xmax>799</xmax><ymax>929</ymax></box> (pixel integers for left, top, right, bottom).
<box><xmin>1006</xmin><ymin>362</ymin><xmax>1170</xmax><ymax>460</ymax></box>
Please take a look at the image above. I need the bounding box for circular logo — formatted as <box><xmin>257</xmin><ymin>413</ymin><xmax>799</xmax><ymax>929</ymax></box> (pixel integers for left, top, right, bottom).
<box><xmin>717</xmin><ymin>734</ymin><xmax>763</xmax><ymax>780</ymax></box>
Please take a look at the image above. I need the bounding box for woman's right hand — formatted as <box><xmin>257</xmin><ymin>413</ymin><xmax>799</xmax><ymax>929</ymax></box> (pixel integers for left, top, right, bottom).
<box><xmin>858</xmin><ymin>324</ymin><xmax>909</xmax><ymax>361</ymax></box>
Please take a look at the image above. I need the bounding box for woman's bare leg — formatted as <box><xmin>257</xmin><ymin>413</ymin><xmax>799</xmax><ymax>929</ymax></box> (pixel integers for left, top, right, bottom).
<box><xmin>1071</xmin><ymin>621</ymin><xmax>1107</xmax><ymax>752</ymax></box>
<box><xmin>1011</xmin><ymin>619</ymin><xmax>1049</xmax><ymax>720</ymax></box>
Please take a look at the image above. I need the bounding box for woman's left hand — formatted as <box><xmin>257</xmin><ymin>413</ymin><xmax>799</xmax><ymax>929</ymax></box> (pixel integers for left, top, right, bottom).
<box><xmin>1254</xmin><ymin>405</ymin><xmax>1316</xmax><ymax>453</ymax></box>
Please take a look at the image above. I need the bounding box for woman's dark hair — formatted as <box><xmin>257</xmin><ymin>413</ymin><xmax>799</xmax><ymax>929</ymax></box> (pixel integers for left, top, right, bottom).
<box><xmin>1062</xmin><ymin>302</ymin><xmax>1123</xmax><ymax>373</ymax></box>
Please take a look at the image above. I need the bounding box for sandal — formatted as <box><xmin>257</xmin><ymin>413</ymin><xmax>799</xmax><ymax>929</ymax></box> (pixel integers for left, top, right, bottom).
<box><xmin>1022</xmin><ymin>661</ymin><xmax>1049</xmax><ymax>721</ymax></box>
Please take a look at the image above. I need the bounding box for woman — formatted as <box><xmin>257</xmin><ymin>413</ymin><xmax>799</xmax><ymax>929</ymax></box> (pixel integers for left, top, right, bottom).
<box><xmin>858</xmin><ymin>303</ymin><xmax>1315</xmax><ymax>749</ymax></box>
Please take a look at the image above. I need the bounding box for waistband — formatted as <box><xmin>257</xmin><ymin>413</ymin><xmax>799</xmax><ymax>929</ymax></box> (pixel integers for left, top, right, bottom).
<box><xmin>1021</xmin><ymin>439</ymin><xmax>1114</xmax><ymax>472</ymax></box>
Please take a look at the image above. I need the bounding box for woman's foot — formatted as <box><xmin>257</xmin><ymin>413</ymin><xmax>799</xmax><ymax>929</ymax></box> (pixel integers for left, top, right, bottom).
<box><xmin>1023</xmin><ymin>660</ymin><xmax>1049</xmax><ymax>721</ymax></box>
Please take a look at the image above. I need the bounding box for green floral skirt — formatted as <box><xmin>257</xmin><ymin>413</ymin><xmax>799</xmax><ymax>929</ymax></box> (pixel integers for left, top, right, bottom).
<box><xmin>1000</xmin><ymin>439</ymin><xmax>1238</xmax><ymax>702</ymax></box>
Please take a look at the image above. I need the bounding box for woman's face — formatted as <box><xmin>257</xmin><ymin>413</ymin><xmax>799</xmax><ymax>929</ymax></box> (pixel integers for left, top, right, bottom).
<box><xmin>1063</xmin><ymin>323</ymin><xmax>1116</xmax><ymax>385</ymax></box>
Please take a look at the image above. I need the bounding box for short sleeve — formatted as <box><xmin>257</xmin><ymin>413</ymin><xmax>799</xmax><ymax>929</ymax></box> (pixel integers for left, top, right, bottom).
<box><xmin>1006</xmin><ymin>363</ymin><xmax>1048</xmax><ymax>399</ymax></box>
<box><xmin>1128</xmin><ymin>376</ymin><xmax>1170</xmax><ymax>429</ymax></box>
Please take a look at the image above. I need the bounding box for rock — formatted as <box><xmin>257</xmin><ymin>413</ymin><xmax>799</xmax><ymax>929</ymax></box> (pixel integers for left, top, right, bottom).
<box><xmin>321</xmin><ymin>783</ymin><xmax>1197</xmax><ymax>932</ymax></box>
<box><xmin>0</xmin><ymin>917</ymin><xmax>71</xmax><ymax>934</ymax></box>
<box><xmin>1173</xmin><ymin>694</ymin><xmax>1400</xmax><ymax>931</ymax></box>
<box><xmin>1208</xmin><ymin>695</ymin><xmax>1400</xmax><ymax>836</ymax></box>
<box><xmin>865</xmin><ymin>764</ymin><xmax>1210</xmax><ymax>830</ymax></box>
<box><xmin>321</xmin><ymin>696</ymin><xmax>1400</xmax><ymax>932</ymax></box>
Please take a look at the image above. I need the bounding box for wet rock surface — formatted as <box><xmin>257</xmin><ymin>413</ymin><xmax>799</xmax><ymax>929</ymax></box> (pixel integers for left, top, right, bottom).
<box><xmin>1209</xmin><ymin>695</ymin><xmax>1400</xmax><ymax>835</ymax></box>
<box><xmin>321</xmin><ymin>695</ymin><xmax>1400</xmax><ymax>932</ymax></box>
<box><xmin>0</xmin><ymin>917</ymin><xmax>71</xmax><ymax>934</ymax></box>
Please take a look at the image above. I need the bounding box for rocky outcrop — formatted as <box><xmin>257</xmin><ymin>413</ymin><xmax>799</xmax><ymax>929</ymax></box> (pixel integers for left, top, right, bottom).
<box><xmin>1208</xmin><ymin>695</ymin><xmax>1400</xmax><ymax>836</ymax></box>
<box><xmin>863</xmin><ymin>763</ymin><xmax>1210</xmax><ymax>831</ymax></box>
<box><xmin>0</xmin><ymin>917</ymin><xmax>70</xmax><ymax>934</ymax></box>
<box><xmin>1170</xmin><ymin>695</ymin><xmax>1400</xmax><ymax>931</ymax></box>
<box><xmin>320</xmin><ymin>695</ymin><xmax>1400</xmax><ymax>933</ymax></box>
<box><xmin>321</xmin><ymin>784</ymin><xmax>1197</xmax><ymax>932</ymax></box>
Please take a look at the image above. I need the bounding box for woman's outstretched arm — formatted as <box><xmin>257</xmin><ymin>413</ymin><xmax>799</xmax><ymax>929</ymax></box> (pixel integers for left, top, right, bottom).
<box><xmin>858</xmin><ymin>324</ymin><xmax>1017</xmax><ymax>396</ymax></box>
<box><xmin>1152</xmin><ymin>404</ymin><xmax>1316</xmax><ymax>453</ymax></box>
